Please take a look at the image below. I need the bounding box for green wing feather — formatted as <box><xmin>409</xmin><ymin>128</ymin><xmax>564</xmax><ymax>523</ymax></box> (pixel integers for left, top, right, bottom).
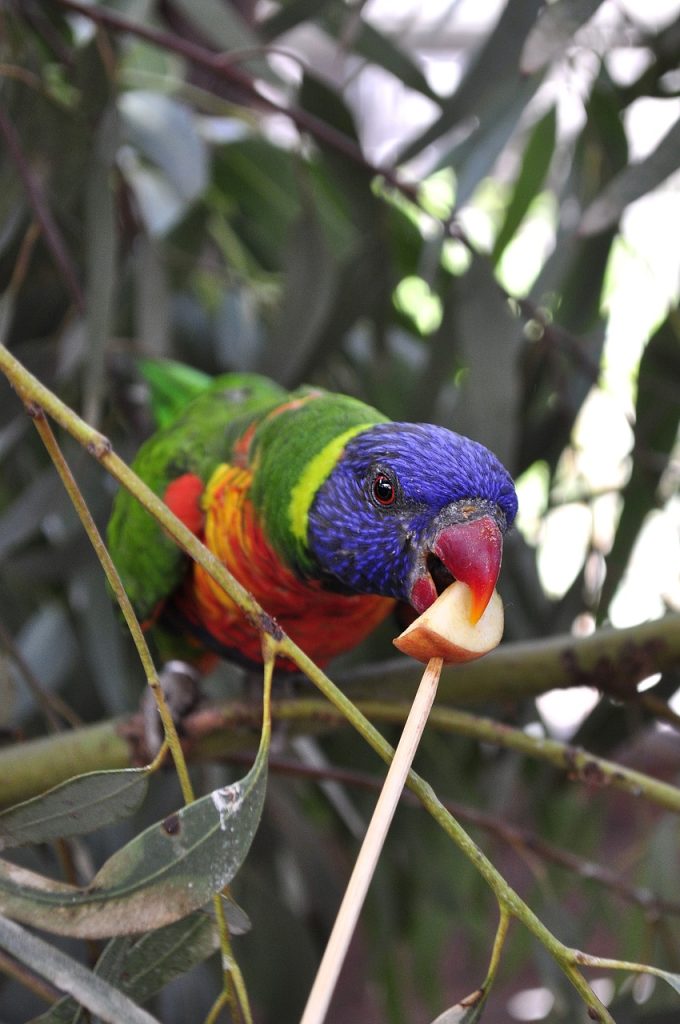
<box><xmin>108</xmin><ymin>372</ymin><xmax>285</xmax><ymax>621</ymax></box>
<box><xmin>138</xmin><ymin>358</ymin><xmax>214</xmax><ymax>428</ymax></box>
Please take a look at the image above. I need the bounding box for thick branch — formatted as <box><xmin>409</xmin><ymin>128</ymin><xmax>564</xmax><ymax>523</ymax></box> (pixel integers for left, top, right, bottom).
<box><xmin>339</xmin><ymin>613</ymin><xmax>680</xmax><ymax>706</ymax></box>
<box><xmin>2</xmin><ymin>692</ymin><xmax>679</xmax><ymax>817</ymax></box>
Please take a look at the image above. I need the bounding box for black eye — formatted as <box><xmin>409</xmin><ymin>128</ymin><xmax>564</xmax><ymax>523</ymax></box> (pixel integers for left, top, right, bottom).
<box><xmin>372</xmin><ymin>473</ymin><xmax>396</xmax><ymax>507</ymax></box>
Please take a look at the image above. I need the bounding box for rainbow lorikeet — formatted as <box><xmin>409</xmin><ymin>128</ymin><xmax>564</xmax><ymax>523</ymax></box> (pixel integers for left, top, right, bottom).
<box><xmin>108</xmin><ymin>363</ymin><xmax>518</xmax><ymax>671</ymax></box>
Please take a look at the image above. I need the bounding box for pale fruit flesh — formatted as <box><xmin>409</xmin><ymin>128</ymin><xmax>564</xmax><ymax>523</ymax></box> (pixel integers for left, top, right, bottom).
<box><xmin>393</xmin><ymin>581</ymin><xmax>504</xmax><ymax>664</ymax></box>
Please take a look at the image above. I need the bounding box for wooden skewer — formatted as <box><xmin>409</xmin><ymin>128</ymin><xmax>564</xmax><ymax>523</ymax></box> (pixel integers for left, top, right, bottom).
<box><xmin>299</xmin><ymin>656</ymin><xmax>444</xmax><ymax>1024</ymax></box>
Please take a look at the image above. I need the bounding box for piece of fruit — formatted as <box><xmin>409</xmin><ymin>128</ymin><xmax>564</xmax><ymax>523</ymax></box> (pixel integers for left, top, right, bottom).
<box><xmin>393</xmin><ymin>581</ymin><xmax>504</xmax><ymax>664</ymax></box>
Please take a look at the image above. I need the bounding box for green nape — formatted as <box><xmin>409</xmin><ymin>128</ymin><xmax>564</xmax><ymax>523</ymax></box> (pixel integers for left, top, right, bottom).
<box><xmin>249</xmin><ymin>390</ymin><xmax>388</xmax><ymax>574</ymax></box>
<box><xmin>108</xmin><ymin>372</ymin><xmax>285</xmax><ymax>622</ymax></box>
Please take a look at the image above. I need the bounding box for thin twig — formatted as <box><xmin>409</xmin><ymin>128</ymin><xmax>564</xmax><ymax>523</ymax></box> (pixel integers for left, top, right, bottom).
<box><xmin>300</xmin><ymin>657</ymin><xmax>443</xmax><ymax>1024</ymax></box>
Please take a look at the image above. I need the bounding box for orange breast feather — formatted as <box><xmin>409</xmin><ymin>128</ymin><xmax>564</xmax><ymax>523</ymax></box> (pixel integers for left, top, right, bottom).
<box><xmin>173</xmin><ymin>464</ymin><xmax>393</xmax><ymax>668</ymax></box>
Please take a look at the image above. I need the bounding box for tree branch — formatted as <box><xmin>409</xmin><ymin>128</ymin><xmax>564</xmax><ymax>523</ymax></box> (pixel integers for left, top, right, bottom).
<box><xmin>339</xmin><ymin>613</ymin><xmax>680</xmax><ymax>707</ymax></box>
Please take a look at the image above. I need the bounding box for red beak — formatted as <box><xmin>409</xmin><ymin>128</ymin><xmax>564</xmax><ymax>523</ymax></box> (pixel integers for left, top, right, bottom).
<box><xmin>410</xmin><ymin>515</ymin><xmax>503</xmax><ymax>624</ymax></box>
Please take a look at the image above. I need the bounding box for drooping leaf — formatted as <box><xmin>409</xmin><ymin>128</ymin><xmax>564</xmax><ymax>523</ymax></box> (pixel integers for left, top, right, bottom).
<box><xmin>0</xmin><ymin>472</ymin><xmax>69</xmax><ymax>563</ymax></box>
<box><xmin>10</xmin><ymin>603</ymin><xmax>79</xmax><ymax>721</ymax></box>
<box><xmin>521</xmin><ymin>0</ymin><xmax>604</xmax><ymax>74</ymax></box>
<box><xmin>449</xmin><ymin>257</ymin><xmax>522</xmax><ymax>470</ymax></box>
<box><xmin>399</xmin><ymin>0</ymin><xmax>543</xmax><ymax>163</ymax></box>
<box><xmin>0</xmin><ymin>915</ymin><xmax>160</xmax><ymax>1024</ymax></box>
<box><xmin>118</xmin><ymin>92</ymin><xmax>209</xmax><ymax>234</ymax></box>
<box><xmin>491</xmin><ymin>106</ymin><xmax>557</xmax><ymax>264</ymax></box>
<box><xmin>260</xmin><ymin>0</ymin><xmax>334</xmax><ymax>41</ymax></box>
<box><xmin>171</xmin><ymin>0</ymin><xmax>278</xmax><ymax>84</ymax></box>
<box><xmin>30</xmin><ymin>911</ymin><xmax>219</xmax><ymax>1024</ymax></box>
<box><xmin>600</xmin><ymin>312</ymin><xmax>680</xmax><ymax>612</ymax></box>
<box><xmin>447</xmin><ymin>71</ymin><xmax>542</xmax><ymax>208</ymax></box>
<box><xmin>84</xmin><ymin>106</ymin><xmax>118</xmax><ymax>427</ymax></box>
<box><xmin>517</xmin><ymin>86</ymin><xmax>627</xmax><ymax>474</ymax></box>
<box><xmin>430</xmin><ymin>990</ymin><xmax>486</xmax><ymax>1023</ymax></box>
<box><xmin>213</xmin><ymin>139</ymin><xmax>301</xmax><ymax>270</ymax></box>
<box><xmin>258</xmin><ymin>196</ymin><xmax>338</xmax><ymax>386</ymax></box>
<box><xmin>0</xmin><ymin>767</ymin><xmax>150</xmax><ymax>850</ymax></box>
<box><xmin>580</xmin><ymin>115</ymin><xmax>680</xmax><ymax>235</ymax></box>
<box><xmin>319</xmin><ymin>6</ymin><xmax>439</xmax><ymax>102</ymax></box>
<box><xmin>0</xmin><ymin>744</ymin><xmax>268</xmax><ymax>937</ymax></box>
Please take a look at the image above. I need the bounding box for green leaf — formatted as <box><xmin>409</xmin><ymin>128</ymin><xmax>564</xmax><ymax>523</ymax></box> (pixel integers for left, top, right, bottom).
<box><xmin>600</xmin><ymin>312</ymin><xmax>680</xmax><ymax>612</ymax></box>
<box><xmin>654</xmin><ymin>967</ymin><xmax>680</xmax><ymax>996</ymax></box>
<box><xmin>118</xmin><ymin>92</ymin><xmax>209</xmax><ymax>205</ymax></box>
<box><xmin>439</xmin><ymin>257</ymin><xmax>521</xmax><ymax>470</ymax></box>
<box><xmin>84</xmin><ymin>105</ymin><xmax>118</xmax><ymax>426</ymax></box>
<box><xmin>30</xmin><ymin>911</ymin><xmax>219</xmax><ymax>1024</ymax></box>
<box><xmin>517</xmin><ymin>86</ymin><xmax>627</xmax><ymax>474</ymax></box>
<box><xmin>491</xmin><ymin>106</ymin><xmax>557</xmax><ymax>264</ymax></box>
<box><xmin>0</xmin><ymin>744</ymin><xmax>268</xmax><ymax>937</ymax></box>
<box><xmin>213</xmin><ymin>140</ymin><xmax>301</xmax><ymax>270</ymax></box>
<box><xmin>259</xmin><ymin>198</ymin><xmax>338</xmax><ymax>386</ymax></box>
<box><xmin>447</xmin><ymin>71</ymin><xmax>542</xmax><ymax>207</ymax></box>
<box><xmin>260</xmin><ymin>0</ymin><xmax>334</xmax><ymax>41</ymax></box>
<box><xmin>521</xmin><ymin>0</ymin><xmax>604</xmax><ymax>74</ymax></box>
<box><xmin>0</xmin><ymin>768</ymin><xmax>150</xmax><ymax>850</ymax></box>
<box><xmin>170</xmin><ymin>0</ymin><xmax>279</xmax><ymax>83</ymax></box>
<box><xmin>399</xmin><ymin>0</ymin><xmax>542</xmax><ymax>163</ymax></box>
<box><xmin>0</xmin><ymin>915</ymin><xmax>161</xmax><ymax>1024</ymax></box>
<box><xmin>319</xmin><ymin>6</ymin><xmax>439</xmax><ymax>102</ymax></box>
<box><xmin>430</xmin><ymin>991</ymin><xmax>486</xmax><ymax>1023</ymax></box>
<box><xmin>580</xmin><ymin>116</ymin><xmax>680</xmax><ymax>235</ymax></box>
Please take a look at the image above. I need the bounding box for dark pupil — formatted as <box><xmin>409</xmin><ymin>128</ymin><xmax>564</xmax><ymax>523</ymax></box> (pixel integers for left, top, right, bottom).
<box><xmin>374</xmin><ymin>475</ymin><xmax>394</xmax><ymax>504</ymax></box>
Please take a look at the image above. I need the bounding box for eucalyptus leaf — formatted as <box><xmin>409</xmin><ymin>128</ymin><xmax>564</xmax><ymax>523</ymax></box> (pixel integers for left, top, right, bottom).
<box><xmin>447</xmin><ymin>71</ymin><xmax>542</xmax><ymax>207</ymax></box>
<box><xmin>259</xmin><ymin>200</ymin><xmax>337</xmax><ymax>386</ymax></box>
<box><xmin>0</xmin><ymin>915</ymin><xmax>160</xmax><ymax>1024</ymax></box>
<box><xmin>320</xmin><ymin>6</ymin><xmax>439</xmax><ymax>101</ymax></box>
<box><xmin>655</xmin><ymin>967</ymin><xmax>680</xmax><ymax>996</ymax></box>
<box><xmin>260</xmin><ymin>0</ymin><xmax>334</xmax><ymax>41</ymax></box>
<box><xmin>521</xmin><ymin>0</ymin><xmax>604</xmax><ymax>74</ymax></box>
<box><xmin>171</xmin><ymin>0</ymin><xmax>278</xmax><ymax>84</ymax></box>
<box><xmin>84</xmin><ymin>105</ymin><xmax>118</xmax><ymax>426</ymax></box>
<box><xmin>580</xmin><ymin>116</ymin><xmax>680</xmax><ymax>235</ymax></box>
<box><xmin>399</xmin><ymin>0</ymin><xmax>542</xmax><ymax>163</ymax></box>
<box><xmin>30</xmin><ymin>911</ymin><xmax>219</xmax><ymax>1023</ymax></box>
<box><xmin>492</xmin><ymin>106</ymin><xmax>557</xmax><ymax>264</ymax></box>
<box><xmin>600</xmin><ymin>312</ymin><xmax>680</xmax><ymax>612</ymax></box>
<box><xmin>0</xmin><ymin>767</ymin><xmax>150</xmax><ymax>850</ymax></box>
<box><xmin>0</xmin><ymin>744</ymin><xmax>267</xmax><ymax>937</ymax></box>
<box><xmin>448</xmin><ymin>257</ymin><xmax>522</xmax><ymax>470</ymax></box>
<box><xmin>430</xmin><ymin>992</ymin><xmax>485</xmax><ymax>1023</ymax></box>
<box><xmin>118</xmin><ymin>92</ymin><xmax>209</xmax><ymax>203</ymax></box>
<box><xmin>11</xmin><ymin>603</ymin><xmax>78</xmax><ymax>721</ymax></box>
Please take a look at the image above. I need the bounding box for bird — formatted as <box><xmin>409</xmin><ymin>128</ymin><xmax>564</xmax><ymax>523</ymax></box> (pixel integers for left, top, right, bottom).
<box><xmin>107</xmin><ymin>362</ymin><xmax>518</xmax><ymax>672</ymax></box>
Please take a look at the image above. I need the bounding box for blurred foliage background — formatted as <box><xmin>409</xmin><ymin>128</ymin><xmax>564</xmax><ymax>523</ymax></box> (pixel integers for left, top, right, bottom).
<box><xmin>1</xmin><ymin>0</ymin><xmax>680</xmax><ymax>1021</ymax></box>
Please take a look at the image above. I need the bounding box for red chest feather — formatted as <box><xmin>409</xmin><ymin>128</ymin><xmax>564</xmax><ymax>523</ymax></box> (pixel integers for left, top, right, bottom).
<box><xmin>168</xmin><ymin>464</ymin><xmax>393</xmax><ymax>669</ymax></box>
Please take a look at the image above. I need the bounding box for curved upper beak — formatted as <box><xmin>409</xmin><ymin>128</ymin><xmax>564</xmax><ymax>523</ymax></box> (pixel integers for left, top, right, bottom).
<box><xmin>409</xmin><ymin>512</ymin><xmax>504</xmax><ymax>624</ymax></box>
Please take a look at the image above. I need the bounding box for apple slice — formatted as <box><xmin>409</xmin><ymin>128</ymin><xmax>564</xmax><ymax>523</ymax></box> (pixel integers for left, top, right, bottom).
<box><xmin>393</xmin><ymin>581</ymin><xmax>504</xmax><ymax>664</ymax></box>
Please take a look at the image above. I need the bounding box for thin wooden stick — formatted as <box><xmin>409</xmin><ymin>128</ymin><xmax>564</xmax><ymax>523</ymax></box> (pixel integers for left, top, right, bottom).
<box><xmin>300</xmin><ymin>656</ymin><xmax>443</xmax><ymax>1024</ymax></box>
